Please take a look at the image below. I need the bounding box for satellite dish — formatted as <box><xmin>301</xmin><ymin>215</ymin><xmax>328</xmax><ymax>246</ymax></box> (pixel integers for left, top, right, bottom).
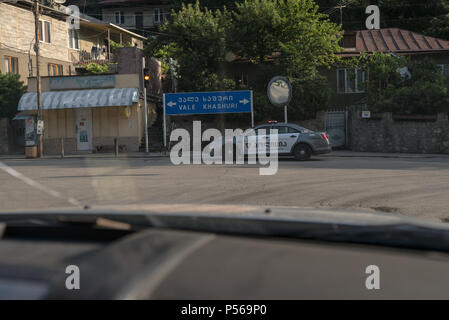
<box><xmin>54</xmin><ymin>0</ymin><xmax>67</xmax><ymax>4</ymax></box>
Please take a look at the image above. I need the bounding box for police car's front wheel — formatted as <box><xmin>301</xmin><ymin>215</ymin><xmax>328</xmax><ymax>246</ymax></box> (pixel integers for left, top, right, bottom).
<box><xmin>293</xmin><ymin>144</ymin><xmax>312</xmax><ymax>161</ymax></box>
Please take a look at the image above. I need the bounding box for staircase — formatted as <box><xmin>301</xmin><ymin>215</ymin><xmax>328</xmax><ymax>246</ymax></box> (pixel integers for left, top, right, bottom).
<box><xmin>140</xmin><ymin>105</ymin><xmax>165</xmax><ymax>152</ymax></box>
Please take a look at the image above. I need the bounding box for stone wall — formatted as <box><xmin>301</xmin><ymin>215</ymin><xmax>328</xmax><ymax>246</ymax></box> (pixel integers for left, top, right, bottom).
<box><xmin>348</xmin><ymin>112</ymin><xmax>449</xmax><ymax>154</ymax></box>
<box><xmin>0</xmin><ymin>118</ymin><xmax>10</xmax><ymax>155</ymax></box>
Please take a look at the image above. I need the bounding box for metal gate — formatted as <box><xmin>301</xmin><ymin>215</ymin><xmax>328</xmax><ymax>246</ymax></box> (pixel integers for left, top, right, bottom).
<box><xmin>325</xmin><ymin>110</ymin><xmax>347</xmax><ymax>148</ymax></box>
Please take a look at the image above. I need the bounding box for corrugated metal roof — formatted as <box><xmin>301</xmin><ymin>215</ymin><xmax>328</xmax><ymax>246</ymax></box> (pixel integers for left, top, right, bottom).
<box><xmin>18</xmin><ymin>88</ymin><xmax>139</xmax><ymax>111</ymax></box>
<box><xmin>340</xmin><ymin>28</ymin><xmax>449</xmax><ymax>56</ymax></box>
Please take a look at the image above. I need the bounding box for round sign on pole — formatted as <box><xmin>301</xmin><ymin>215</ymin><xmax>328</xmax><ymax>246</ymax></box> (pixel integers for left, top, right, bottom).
<box><xmin>267</xmin><ymin>76</ymin><xmax>292</xmax><ymax>107</ymax></box>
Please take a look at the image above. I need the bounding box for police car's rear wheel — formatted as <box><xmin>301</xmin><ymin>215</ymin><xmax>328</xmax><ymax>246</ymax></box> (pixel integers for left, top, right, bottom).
<box><xmin>293</xmin><ymin>144</ymin><xmax>312</xmax><ymax>161</ymax></box>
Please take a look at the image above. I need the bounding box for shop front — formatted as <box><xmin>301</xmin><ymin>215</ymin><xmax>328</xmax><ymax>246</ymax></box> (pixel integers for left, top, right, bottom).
<box><xmin>17</xmin><ymin>75</ymin><xmax>147</xmax><ymax>155</ymax></box>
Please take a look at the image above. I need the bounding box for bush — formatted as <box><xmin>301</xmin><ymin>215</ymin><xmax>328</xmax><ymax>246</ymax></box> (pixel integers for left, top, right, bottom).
<box><xmin>362</xmin><ymin>55</ymin><xmax>449</xmax><ymax>115</ymax></box>
<box><xmin>0</xmin><ymin>72</ymin><xmax>27</xmax><ymax>119</ymax></box>
<box><xmin>85</xmin><ymin>63</ymin><xmax>109</xmax><ymax>74</ymax></box>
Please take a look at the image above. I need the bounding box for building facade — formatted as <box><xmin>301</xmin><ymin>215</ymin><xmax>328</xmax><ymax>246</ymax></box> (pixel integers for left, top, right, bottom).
<box><xmin>20</xmin><ymin>73</ymin><xmax>148</xmax><ymax>155</ymax></box>
<box><xmin>326</xmin><ymin>28</ymin><xmax>449</xmax><ymax>108</ymax></box>
<box><xmin>0</xmin><ymin>0</ymin><xmax>145</xmax><ymax>84</ymax></box>
<box><xmin>99</xmin><ymin>0</ymin><xmax>169</xmax><ymax>36</ymax></box>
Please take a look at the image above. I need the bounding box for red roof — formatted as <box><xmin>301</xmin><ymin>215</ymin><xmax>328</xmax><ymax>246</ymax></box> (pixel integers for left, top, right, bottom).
<box><xmin>340</xmin><ymin>28</ymin><xmax>449</xmax><ymax>56</ymax></box>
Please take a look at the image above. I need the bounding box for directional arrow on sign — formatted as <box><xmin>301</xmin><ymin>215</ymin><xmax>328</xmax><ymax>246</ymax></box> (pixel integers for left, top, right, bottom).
<box><xmin>167</xmin><ymin>101</ymin><xmax>177</xmax><ymax>107</ymax></box>
<box><xmin>240</xmin><ymin>98</ymin><xmax>249</xmax><ymax>105</ymax></box>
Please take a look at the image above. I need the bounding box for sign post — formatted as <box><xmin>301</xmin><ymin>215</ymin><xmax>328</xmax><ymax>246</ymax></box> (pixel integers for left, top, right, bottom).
<box><xmin>163</xmin><ymin>90</ymin><xmax>253</xmax><ymax>149</ymax></box>
<box><xmin>163</xmin><ymin>94</ymin><xmax>167</xmax><ymax>149</ymax></box>
<box><xmin>142</xmin><ymin>57</ymin><xmax>149</xmax><ymax>153</ymax></box>
<box><xmin>250</xmin><ymin>90</ymin><xmax>254</xmax><ymax>128</ymax></box>
<box><xmin>267</xmin><ymin>76</ymin><xmax>292</xmax><ymax>124</ymax></box>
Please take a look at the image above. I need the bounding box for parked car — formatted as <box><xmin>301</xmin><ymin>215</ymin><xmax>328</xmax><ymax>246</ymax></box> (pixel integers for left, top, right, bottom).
<box><xmin>207</xmin><ymin>122</ymin><xmax>332</xmax><ymax>161</ymax></box>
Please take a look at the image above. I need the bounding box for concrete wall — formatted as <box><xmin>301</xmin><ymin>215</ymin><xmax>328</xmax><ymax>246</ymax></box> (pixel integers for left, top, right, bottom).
<box><xmin>348</xmin><ymin>112</ymin><xmax>449</xmax><ymax>154</ymax></box>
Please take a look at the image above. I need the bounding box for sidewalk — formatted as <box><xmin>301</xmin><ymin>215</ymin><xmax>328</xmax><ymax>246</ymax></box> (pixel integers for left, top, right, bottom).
<box><xmin>2</xmin><ymin>150</ymin><xmax>449</xmax><ymax>161</ymax></box>
<box><xmin>0</xmin><ymin>151</ymin><xmax>170</xmax><ymax>160</ymax></box>
<box><xmin>327</xmin><ymin>150</ymin><xmax>449</xmax><ymax>159</ymax></box>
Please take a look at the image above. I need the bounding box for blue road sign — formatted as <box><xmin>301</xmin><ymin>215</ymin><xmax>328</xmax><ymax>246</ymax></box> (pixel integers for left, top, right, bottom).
<box><xmin>164</xmin><ymin>90</ymin><xmax>252</xmax><ymax>116</ymax></box>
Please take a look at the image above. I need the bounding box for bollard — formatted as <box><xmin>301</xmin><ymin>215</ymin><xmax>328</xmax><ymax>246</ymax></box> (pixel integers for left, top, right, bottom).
<box><xmin>61</xmin><ymin>137</ymin><xmax>64</xmax><ymax>158</ymax></box>
<box><xmin>115</xmin><ymin>138</ymin><xmax>119</xmax><ymax>157</ymax></box>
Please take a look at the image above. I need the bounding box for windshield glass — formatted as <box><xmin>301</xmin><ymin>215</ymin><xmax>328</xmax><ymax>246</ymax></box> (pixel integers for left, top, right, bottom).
<box><xmin>2</xmin><ymin>0</ymin><xmax>449</xmax><ymax>240</ymax></box>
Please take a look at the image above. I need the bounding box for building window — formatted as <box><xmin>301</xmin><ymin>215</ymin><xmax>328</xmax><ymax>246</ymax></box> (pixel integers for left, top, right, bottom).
<box><xmin>4</xmin><ymin>56</ymin><xmax>19</xmax><ymax>74</ymax></box>
<box><xmin>438</xmin><ymin>64</ymin><xmax>449</xmax><ymax>77</ymax></box>
<box><xmin>39</xmin><ymin>20</ymin><xmax>51</xmax><ymax>43</ymax></box>
<box><xmin>48</xmin><ymin>63</ymin><xmax>63</xmax><ymax>76</ymax></box>
<box><xmin>115</xmin><ymin>11</ymin><xmax>125</xmax><ymax>25</ymax></box>
<box><xmin>337</xmin><ymin>68</ymin><xmax>365</xmax><ymax>93</ymax></box>
<box><xmin>68</xmin><ymin>29</ymin><xmax>79</xmax><ymax>49</ymax></box>
<box><xmin>154</xmin><ymin>8</ymin><xmax>164</xmax><ymax>24</ymax></box>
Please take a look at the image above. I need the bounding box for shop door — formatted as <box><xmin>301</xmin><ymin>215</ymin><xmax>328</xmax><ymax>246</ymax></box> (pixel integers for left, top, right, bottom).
<box><xmin>75</xmin><ymin>108</ymin><xmax>92</xmax><ymax>151</ymax></box>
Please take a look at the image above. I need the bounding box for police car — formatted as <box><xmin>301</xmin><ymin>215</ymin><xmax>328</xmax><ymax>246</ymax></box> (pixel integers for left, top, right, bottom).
<box><xmin>211</xmin><ymin>121</ymin><xmax>332</xmax><ymax>161</ymax></box>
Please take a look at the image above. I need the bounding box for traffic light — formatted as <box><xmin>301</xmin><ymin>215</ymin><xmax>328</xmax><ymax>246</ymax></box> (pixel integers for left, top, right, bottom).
<box><xmin>143</xmin><ymin>68</ymin><xmax>150</xmax><ymax>87</ymax></box>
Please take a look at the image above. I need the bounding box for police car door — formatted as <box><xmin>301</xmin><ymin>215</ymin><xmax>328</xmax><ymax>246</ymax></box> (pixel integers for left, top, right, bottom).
<box><xmin>245</xmin><ymin>126</ymin><xmax>270</xmax><ymax>156</ymax></box>
<box><xmin>277</xmin><ymin>126</ymin><xmax>300</xmax><ymax>154</ymax></box>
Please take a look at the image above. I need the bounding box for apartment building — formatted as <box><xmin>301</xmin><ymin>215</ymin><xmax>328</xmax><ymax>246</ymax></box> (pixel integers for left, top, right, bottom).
<box><xmin>0</xmin><ymin>0</ymin><xmax>145</xmax><ymax>84</ymax></box>
<box><xmin>100</xmin><ymin>0</ymin><xmax>169</xmax><ymax>36</ymax></box>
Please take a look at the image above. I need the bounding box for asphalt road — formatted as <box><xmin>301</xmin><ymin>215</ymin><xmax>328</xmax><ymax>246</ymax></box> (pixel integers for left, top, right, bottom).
<box><xmin>1</xmin><ymin>154</ymin><xmax>449</xmax><ymax>222</ymax></box>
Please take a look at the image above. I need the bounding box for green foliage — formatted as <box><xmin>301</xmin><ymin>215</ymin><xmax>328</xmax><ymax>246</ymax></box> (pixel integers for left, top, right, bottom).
<box><xmin>229</xmin><ymin>0</ymin><xmax>283</xmax><ymax>64</ymax></box>
<box><xmin>359</xmin><ymin>52</ymin><xmax>406</xmax><ymax>96</ymax></box>
<box><xmin>85</xmin><ymin>63</ymin><xmax>110</xmax><ymax>74</ymax></box>
<box><xmin>360</xmin><ymin>56</ymin><xmax>449</xmax><ymax>114</ymax></box>
<box><xmin>109</xmin><ymin>40</ymin><xmax>124</xmax><ymax>53</ymax></box>
<box><xmin>250</xmin><ymin>75</ymin><xmax>331</xmax><ymax>122</ymax></box>
<box><xmin>230</xmin><ymin>0</ymin><xmax>343</xmax><ymax>76</ymax></box>
<box><xmin>0</xmin><ymin>72</ymin><xmax>27</xmax><ymax>119</ymax></box>
<box><xmin>109</xmin><ymin>40</ymin><xmax>133</xmax><ymax>54</ymax></box>
<box><xmin>145</xmin><ymin>42</ymin><xmax>176</xmax><ymax>74</ymax></box>
<box><xmin>146</xmin><ymin>1</ymin><xmax>234</xmax><ymax>91</ymax></box>
<box><xmin>145</xmin><ymin>0</ymin><xmax>341</xmax><ymax>119</ymax></box>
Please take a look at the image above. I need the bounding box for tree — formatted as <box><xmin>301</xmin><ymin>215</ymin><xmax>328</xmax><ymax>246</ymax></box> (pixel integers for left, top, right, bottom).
<box><xmin>360</xmin><ymin>54</ymin><xmax>449</xmax><ymax>114</ymax></box>
<box><xmin>228</xmin><ymin>0</ymin><xmax>341</xmax><ymax>119</ymax></box>
<box><xmin>146</xmin><ymin>0</ymin><xmax>341</xmax><ymax>120</ymax></box>
<box><xmin>230</xmin><ymin>0</ymin><xmax>343</xmax><ymax>76</ymax></box>
<box><xmin>0</xmin><ymin>73</ymin><xmax>27</xmax><ymax>119</ymax></box>
<box><xmin>145</xmin><ymin>1</ymin><xmax>234</xmax><ymax>91</ymax></box>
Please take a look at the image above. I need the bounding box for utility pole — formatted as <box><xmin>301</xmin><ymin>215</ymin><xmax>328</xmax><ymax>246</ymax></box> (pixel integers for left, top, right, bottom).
<box><xmin>336</xmin><ymin>0</ymin><xmax>347</xmax><ymax>27</ymax></box>
<box><xmin>34</xmin><ymin>0</ymin><xmax>43</xmax><ymax>158</ymax></box>
<box><xmin>142</xmin><ymin>57</ymin><xmax>149</xmax><ymax>153</ymax></box>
